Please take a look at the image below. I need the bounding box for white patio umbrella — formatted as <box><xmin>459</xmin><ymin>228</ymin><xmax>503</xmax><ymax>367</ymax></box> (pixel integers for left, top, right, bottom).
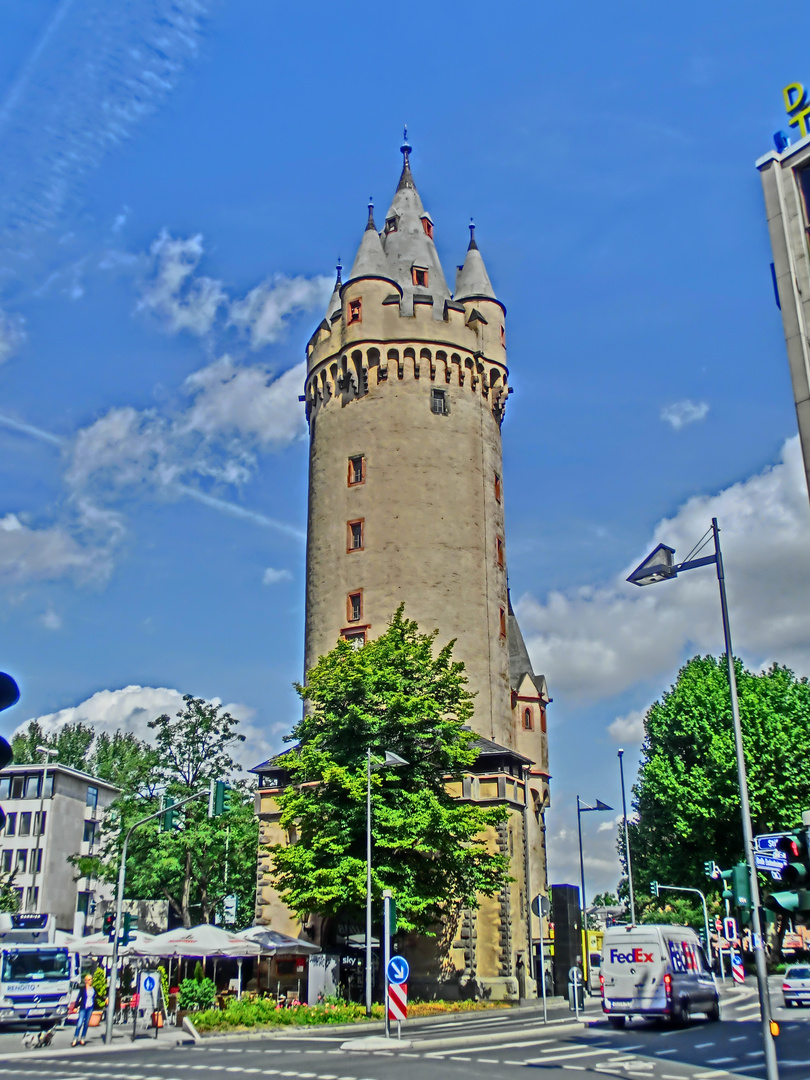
<box><xmin>236</xmin><ymin>927</ymin><xmax>321</xmax><ymax>955</ymax></box>
<box><xmin>74</xmin><ymin>930</ymin><xmax>155</xmax><ymax>957</ymax></box>
<box><xmin>138</xmin><ymin>924</ymin><xmax>261</xmax><ymax>999</ymax></box>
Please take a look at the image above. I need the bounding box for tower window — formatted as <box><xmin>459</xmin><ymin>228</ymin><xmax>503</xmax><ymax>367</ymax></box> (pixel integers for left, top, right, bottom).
<box><xmin>412</xmin><ymin>266</ymin><xmax>428</xmax><ymax>288</ymax></box>
<box><xmin>347</xmin><ymin>591</ymin><xmax>363</xmax><ymax>622</ymax></box>
<box><xmin>348</xmin><ymin>299</ymin><xmax>362</xmax><ymax>324</ymax></box>
<box><xmin>499</xmin><ymin>607</ymin><xmax>506</xmax><ymax>638</ymax></box>
<box><xmin>348</xmin><ymin>455</ymin><xmax>365</xmax><ymax>486</ymax></box>
<box><xmin>500</xmin><ymin>325</ymin><xmax>506</xmax><ymax>345</ymax></box>
<box><xmin>523</xmin><ymin>708</ymin><xmax>534</xmax><ymax>731</ymax></box>
<box><xmin>421</xmin><ymin>217</ymin><xmax>434</xmax><ymax>239</ymax></box>
<box><xmin>343</xmin><ymin>629</ymin><xmax>366</xmax><ymax>648</ymax></box>
<box><xmin>431</xmin><ymin>388</ymin><xmax>449</xmax><ymax>416</ymax></box>
<box><xmin>348</xmin><ymin>519</ymin><xmax>364</xmax><ymax>552</ymax></box>
<box><xmin>385</xmin><ymin>217</ymin><xmax>397</xmax><ymax>234</ymax></box>
<box><xmin>540</xmin><ymin>708</ymin><xmax>547</xmax><ymax>734</ymax></box>
<box><xmin>494</xmin><ymin>472</ymin><xmax>501</xmax><ymax>503</ymax></box>
<box><xmin>496</xmin><ymin>536</ymin><xmax>504</xmax><ymax>568</ymax></box>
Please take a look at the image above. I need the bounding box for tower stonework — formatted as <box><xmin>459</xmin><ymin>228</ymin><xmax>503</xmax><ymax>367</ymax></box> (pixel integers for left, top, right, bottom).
<box><xmin>253</xmin><ymin>143</ymin><xmax>551</xmax><ymax>1001</ymax></box>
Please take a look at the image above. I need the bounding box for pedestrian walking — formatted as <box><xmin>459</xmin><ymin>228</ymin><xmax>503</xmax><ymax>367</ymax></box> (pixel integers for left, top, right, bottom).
<box><xmin>72</xmin><ymin>974</ymin><xmax>96</xmax><ymax>1046</ymax></box>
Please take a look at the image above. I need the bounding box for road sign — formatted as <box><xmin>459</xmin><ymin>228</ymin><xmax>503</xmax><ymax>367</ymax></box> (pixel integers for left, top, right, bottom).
<box><xmin>387</xmin><ymin>956</ymin><xmax>409</xmax><ymax>985</ymax></box>
<box><xmin>143</xmin><ymin>975</ymin><xmax>156</xmax><ymax>992</ymax></box>
<box><xmin>755</xmin><ymin>833</ymin><xmax>789</xmax><ymax>880</ymax></box>
<box><xmin>387</xmin><ymin>981</ymin><xmax>407</xmax><ymax>1020</ymax></box>
<box><xmin>731</xmin><ymin>952</ymin><xmax>745</xmax><ymax>985</ymax></box>
<box><xmin>531</xmin><ymin>894</ymin><xmax>551</xmax><ymax>917</ymax></box>
<box><xmin>724</xmin><ymin>916</ymin><xmax>738</xmax><ymax>941</ymax></box>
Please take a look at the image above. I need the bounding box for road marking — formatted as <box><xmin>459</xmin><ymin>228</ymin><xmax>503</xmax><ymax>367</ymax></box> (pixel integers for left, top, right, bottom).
<box><xmin>694</xmin><ymin>1042</ymin><xmax>715</xmax><ymax>1048</ymax></box>
<box><xmin>476</xmin><ymin>1060</ymin><xmax>501</xmax><ymax>1064</ymax></box>
<box><xmin>655</xmin><ymin>1049</ymin><xmax>677</xmax><ymax>1055</ymax></box>
<box><xmin>729</xmin><ymin>1036</ymin><xmax>747</xmax><ymax>1042</ymax></box>
<box><xmin>524</xmin><ymin>1048</ymin><xmax>614</xmax><ymax>1064</ymax></box>
<box><xmin>563</xmin><ymin>1067</ymin><xmax>586</xmax><ymax>1071</ymax></box>
<box><xmin>705</xmin><ymin>1058</ymin><xmax>736</xmax><ymax>1065</ymax></box>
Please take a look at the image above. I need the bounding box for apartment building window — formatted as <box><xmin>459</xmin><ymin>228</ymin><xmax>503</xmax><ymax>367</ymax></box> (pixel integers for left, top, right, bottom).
<box><xmin>83</xmin><ymin>820</ymin><xmax>96</xmax><ymax>844</ymax></box>
<box><xmin>16</xmin><ymin>850</ymin><xmax>27</xmax><ymax>873</ymax></box>
<box><xmin>496</xmin><ymin>536</ymin><xmax>504</xmax><ymax>568</ymax></box>
<box><xmin>25</xmin><ymin>887</ymin><xmax>38</xmax><ymax>912</ymax></box>
<box><xmin>34</xmin><ymin>811</ymin><xmax>46</xmax><ymax>836</ymax></box>
<box><xmin>24</xmin><ymin>774</ymin><xmax>41</xmax><ymax>799</ymax></box>
<box><xmin>1</xmin><ymin>850</ymin><xmax>11</xmax><ymax>873</ymax></box>
<box><xmin>347</xmin><ymin>520</ymin><xmax>364</xmax><ymax>552</ymax></box>
<box><xmin>347</xmin><ymin>591</ymin><xmax>363</xmax><ymax>623</ymax></box>
<box><xmin>348</xmin><ymin>455</ymin><xmax>365</xmax><ymax>486</ymax></box>
<box><xmin>33</xmin><ymin>850</ymin><xmax>42</xmax><ymax>873</ymax></box>
<box><xmin>431</xmin><ymin>388</ymin><xmax>449</xmax><ymax>415</ymax></box>
<box><xmin>523</xmin><ymin>708</ymin><xmax>534</xmax><ymax>731</ymax></box>
<box><xmin>348</xmin><ymin>299</ymin><xmax>362</xmax><ymax>324</ymax></box>
<box><xmin>19</xmin><ymin>812</ymin><xmax>31</xmax><ymax>837</ymax></box>
<box><xmin>10</xmin><ymin>776</ymin><xmax>24</xmax><ymax>799</ymax></box>
<box><xmin>76</xmin><ymin>891</ymin><xmax>92</xmax><ymax>916</ymax></box>
<box><xmin>86</xmin><ymin>786</ymin><xmax>98</xmax><ymax>810</ymax></box>
<box><xmin>42</xmin><ymin>772</ymin><xmax>53</xmax><ymax>799</ymax></box>
<box><xmin>12</xmin><ymin>888</ymin><xmax>22</xmax><ymax>908</ymax></box>
<box><xmin>5</xmin><ymin>813</ymin><xmax>16</xmax><ymax>837</ymax></box>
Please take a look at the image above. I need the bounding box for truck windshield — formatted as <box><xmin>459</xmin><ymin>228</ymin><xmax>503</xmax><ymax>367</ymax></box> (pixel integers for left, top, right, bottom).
<box><xmin>1</xmin><ymin>948</ymin><xmax>70</xmax><ymax>982</ymax></box>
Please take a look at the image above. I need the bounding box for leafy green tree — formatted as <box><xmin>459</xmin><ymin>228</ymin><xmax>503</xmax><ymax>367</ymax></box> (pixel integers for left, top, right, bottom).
<box><xmin>0</xmin><ymin>868</ymin><xmax>20</xmax><ymax>912</ymax></box>
<box><xmin>270</xmin><ymin>608</ymin><xmax>510</xmax><ymax>935</ymax></box>
<box><xmin>11</xmin><ymin>721</ymin><xmax>95</xmax><ymax>771</ymax></box>
<box><xmin>591</xmin><ymin>892</ymin><xmax>620</xmax><ymax>907</ymax></box>
<box><xmin>627</xmin><ymin>656</ymin><xmax>810</xmax><ymax>905</ymax></box>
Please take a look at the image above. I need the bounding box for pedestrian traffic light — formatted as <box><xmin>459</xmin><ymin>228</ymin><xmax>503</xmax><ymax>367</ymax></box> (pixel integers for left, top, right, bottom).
<box><xmin>161</xmin><ymin>795</ymin><xmax>179</xmax><ymax>831</ymax></box>
<box><xmin>704</xmin><ymin>860</ymin><xmax>720</xmax><ymax>879</ymax></box>
<box><xmin>776</xmin><ymin>830</ymin><xmax>810</xmax><ymax>886</ymax></box>
<box><xmin>650</xmin><ymin>881</ymin><xmax>659</xmax><ymax>898</ymax></box>
<box><xmin>0</xmin><ymin>673</ymin><xmax>19</xmax><ymax>834</ymax></box>
<box><xmin>104</xmin><ymin>912</ymin><xmax>116</xmax><ymax>942</ymax></box>
<box><xmin>121</xmin><ymin>912</ymin><xmax>134</xmax><ymax>945</ymax></box>
<box><xmin>210</xmin><ymin>780</ymin><xmax>233</xmax><ymax>817</ymax></box>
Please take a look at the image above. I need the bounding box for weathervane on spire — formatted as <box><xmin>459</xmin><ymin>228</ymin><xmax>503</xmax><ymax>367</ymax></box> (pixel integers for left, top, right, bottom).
<box><xmin>400</xmin><ymin>125</ymin><xmax>411</xmax><ymax>166</ymax></box>
<box><xmin>336</xmin><ymin>257</ymin><xmax>342</xmax><ymax>287</ymax></box>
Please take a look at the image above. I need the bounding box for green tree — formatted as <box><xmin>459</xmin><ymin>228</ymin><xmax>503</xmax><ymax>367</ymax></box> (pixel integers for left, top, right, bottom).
<box><xmin>627</xmin><ymin>656</ymin><xmax>810</xmax><ymax>906</ymax></box>
<box><xmin>270</xmin><ymin>608</ymin><xmax>510</xmax><ymax>935</ymax></box>
<box><xmin>0</xmin><ymin>867</ymin><xmax>20</xmax><ymax>912</ymax></box>
<box><xmin>591</xmin><ymin>892</ymin><xmax>620</xmax><ymax>907</ymax></box>
<box><xmin>11</xmin><ymin>721</ymin><xmax>95</xmax><ymax>770</ymax></box>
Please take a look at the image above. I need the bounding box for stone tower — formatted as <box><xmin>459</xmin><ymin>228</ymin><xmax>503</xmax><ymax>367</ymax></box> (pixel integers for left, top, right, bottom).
<box><xmin>253</xmin><ymin>138</ymin><xmax>551</xmax><ymax>1000</ymax></box>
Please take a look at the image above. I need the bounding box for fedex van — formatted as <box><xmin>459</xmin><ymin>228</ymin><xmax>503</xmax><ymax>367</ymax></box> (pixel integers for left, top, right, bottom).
<box><xmin>601</xmin><ymin>924</ymin><xmax>719</xmax><ymax>1027</ymax></box>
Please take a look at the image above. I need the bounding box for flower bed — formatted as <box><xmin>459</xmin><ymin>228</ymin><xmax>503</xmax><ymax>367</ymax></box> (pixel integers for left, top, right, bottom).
<box><xmin>193</xmin><ymin>997</ymin><xmax>513</xmax><ymax>1033</ymax></box>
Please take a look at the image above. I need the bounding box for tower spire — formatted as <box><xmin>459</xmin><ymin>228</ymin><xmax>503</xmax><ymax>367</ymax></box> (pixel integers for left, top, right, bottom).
<box><xmin>468</xmin><ymin>218</ymin><xmax>478</xmax><ymax>251</ymax></box>
<box><xmin>397</xmin><ymin>125</ymin><xmax>415</xmax><ymax>191</ymax></box>
<box><xmin>366</xmin><ymin>198</ymin><xmax>376</xmax><ymax>231</ymax></box>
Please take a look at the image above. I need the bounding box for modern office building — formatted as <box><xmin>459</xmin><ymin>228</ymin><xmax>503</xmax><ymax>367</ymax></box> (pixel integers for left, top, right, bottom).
<box><xmin>0</xmin><ymin>763</ymin><xmax>118</xmax><ymax>933</ymax></box>
<box><xmin>254</xmin><ymin>140</ymin><xmax>551</xmax><ymax>999</ymax></box>
<box><xmin>757</xmin><ymin>132</ymin><xmax>810</xmax><ymax>500</ymax></box>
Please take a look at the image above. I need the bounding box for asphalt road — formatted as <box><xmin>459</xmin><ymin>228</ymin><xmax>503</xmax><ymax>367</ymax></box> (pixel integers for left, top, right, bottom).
<box><xmin>1</xmin><ymin>980</ymin><xmax>808</xmax><ymax>1080</ymax></box>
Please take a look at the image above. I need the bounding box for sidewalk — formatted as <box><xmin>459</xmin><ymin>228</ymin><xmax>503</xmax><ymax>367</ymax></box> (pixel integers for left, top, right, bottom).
<box><xmin>0</xmin><ymin>1015</ymin><xmax>183</xmax><ymax>1061</ymax></box>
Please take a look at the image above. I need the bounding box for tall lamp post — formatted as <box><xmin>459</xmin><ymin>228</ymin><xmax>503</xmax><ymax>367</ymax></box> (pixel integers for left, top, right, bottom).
<box><xmin>627</xmin><ymin>517</ymin><xmax>778</xmax><ymax>1080</ymax></box>
<box><xmin>576</xmin><ymin>795</ymin><xmax>612</xmax><ymax>987</ymax></box>
<box><xmin>617</xmin><ymin>749</ymin><xmax>636</xmax><ymax>924</ymax></box>
<box><xmin>366</xmin><ymin>748</ymin><xmax>408</xmax><ymax>1018</ymax></box>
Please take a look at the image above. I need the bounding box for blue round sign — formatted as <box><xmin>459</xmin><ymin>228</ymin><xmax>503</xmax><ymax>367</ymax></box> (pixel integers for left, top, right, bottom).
<box><xmin>143</xmin><ymin>975</ymin><xmax>156</xmax><ymax>992</ymax></box>
<box><xmin>387</xmin><ymin>956</ymin><xmax>409</xmax><ymax>985</ymax></box>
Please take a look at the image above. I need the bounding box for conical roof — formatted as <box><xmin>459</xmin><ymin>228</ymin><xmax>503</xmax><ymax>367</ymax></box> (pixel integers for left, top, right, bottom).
<box><xmin>325</xmin><ymin>261</ymin><xmax>342</xmax><ymax>320</ymax></box>
<box><xmin>455</xmin><ymin>222</ymin><xmax>496</xmax><ymax>301</ymax></box>
<box><xmin>346</xmin><ymin>202</ymin><xmax>392</xmax><ymax>286</ymax></box>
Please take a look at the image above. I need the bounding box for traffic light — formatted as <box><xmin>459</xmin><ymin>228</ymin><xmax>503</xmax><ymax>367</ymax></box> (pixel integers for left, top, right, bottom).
<box><xmin>776</xmin><ymin>830</ymin><xmax>810</xmax><ymax>886</ymax></box>
<box><xmin>210</xmin><ymin>780</ymin><xmax>233</xmax><ymax>817</ymax></box>
<box><xmin>720</xmin><ymin>863</ymin><xmax>752</xmax><ymax>920</ymax></box>
<box><xmin>104</xmin><ymin>912</ymin><xmax>116</xmax><ymax>942</ymax></box>
<box><xmin>161</xmin><ymin>795</ymin><xmax>179</xmax><ymax>831</ymax></box>
<box><xmin>650</xmin><ymin>881</ymin><xmax>659</xmax><ymax>898</ymax></box>
<box><xmin>704</xmin><ymin>860</ymin><xmax>720</xmax><ymax>879</ymax></box>
<box><xmin>0</xmin><ymin>673</ymin><xmax>19</xmax><ymax>833</ymax></box>
<box><xmin>121</xmin><ymin>912</ymin><xmax>134</xmax><ymax>945</ymax></box>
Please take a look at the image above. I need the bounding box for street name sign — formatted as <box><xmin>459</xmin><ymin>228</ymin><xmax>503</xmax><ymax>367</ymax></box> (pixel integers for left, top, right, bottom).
<box><xmin>754</xmin><ymin>833</ymin><xmax>789</xmax><ymax>880</ymax></box>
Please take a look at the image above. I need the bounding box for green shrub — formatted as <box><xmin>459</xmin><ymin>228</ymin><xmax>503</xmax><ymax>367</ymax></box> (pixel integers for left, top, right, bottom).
<box><xmin>193</xmin><ymin>998</ymin><xmax>384</xmax><ymax>1032</ymax></box>
<box><xmin>193</xmin><ymin>961</ymin><xmax>205</xmax><ymax>983</ymax></box>
<box><xmin>179</xmin><ymin>976</ymin><xmax>217</xmax><ymax>1011</ymax></box>
<box><xmin>91</xmin><ymin>966</ymin><xmax>108</xmax><ymax>1007</ymax></box>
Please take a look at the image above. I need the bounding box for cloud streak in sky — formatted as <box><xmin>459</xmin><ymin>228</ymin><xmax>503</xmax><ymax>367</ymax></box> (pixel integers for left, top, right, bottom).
<box><xmin>661</xmin><ymin>399</ymin><xmax>709</xmax><ymax>430</ymax></box>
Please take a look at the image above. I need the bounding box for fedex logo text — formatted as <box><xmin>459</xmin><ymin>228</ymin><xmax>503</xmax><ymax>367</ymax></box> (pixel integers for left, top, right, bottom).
<box><xmin>610</xmin><ymin>948</ymin><xmax>654</xmax><ymax>964</ymax></box>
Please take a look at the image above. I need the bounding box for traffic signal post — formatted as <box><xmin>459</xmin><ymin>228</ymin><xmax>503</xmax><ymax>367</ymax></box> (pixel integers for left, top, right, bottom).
<box><xmin>0</xmin><ymin>673</ymin><xmax>20</xmax><ymax>832</ymax></box>
<box><xmin>104</xmin><ymin>779</ymin><xmax>232</xmax><ymax>1046</ymax></box>
<box><xmin>765</xmin><ymin>815</ymin><xmax>810</xmax><ymax>920</ymax></box>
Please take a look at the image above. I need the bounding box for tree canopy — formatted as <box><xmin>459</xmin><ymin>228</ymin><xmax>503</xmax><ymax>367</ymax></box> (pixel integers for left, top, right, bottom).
<box><xmin>627</xmin><ymin>655</ymin><xmax>810</xmax><ymax>906</ymax></box>
<box><xmin>270</xmin><ymin>608</ymin><xmax>510</xmax><ymax>935</ymax></box>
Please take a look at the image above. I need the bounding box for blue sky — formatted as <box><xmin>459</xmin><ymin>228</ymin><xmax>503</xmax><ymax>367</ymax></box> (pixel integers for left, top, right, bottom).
<box><xmin>2</xmin><ymin>1</ymin><xmax>810</xmax><ymax>896</ymax></box>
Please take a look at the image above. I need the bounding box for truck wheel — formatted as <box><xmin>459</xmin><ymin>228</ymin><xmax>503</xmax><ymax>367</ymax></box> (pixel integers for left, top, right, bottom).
<box><xmin>608</xmin><ymin>1016</ymin><xmax>626</xmax><ymax>1029</ymax></box>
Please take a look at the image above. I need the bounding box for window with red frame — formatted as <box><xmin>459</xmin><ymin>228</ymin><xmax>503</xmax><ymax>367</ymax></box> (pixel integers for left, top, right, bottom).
<box><xmin>499</xmin><ymin>607</ymin><xmax>506</xmax><ymax>638</ymax></box>
<box><xmin>347</xmin><ymin>591</ymin><xmax>363</xmax><ymax>622</ymax></box>
<box><xmin>421</xmin><ymin>218</ymin><xmax>434</xmax><ymax>239</ymax></box>
<box><xmin>348</xmin><ymin>455</ymin><xmax>365</xmax><ymax>486</ymax></box>
<box><xmin>494</xmin><ymin>472</ymin><xmax>501</xmax><ymax>503</ymax></box>
<box><xmin>348</xmin><ymin>520</ymin><xmax>364</xmax><ymax>551</ymax></box>
<box><xmin>348</xmin><ymin>299</ymin><xmax>362</xmax><ymax>324</ymax></box>
<box><xmin>412</xmin><ymin>267</ymin><xmax>428</xmax><ymax>288</ymax></box>
<box><xmin>496</xmin><ymin>536</ymin><xmax>504</xmax><ymax>568</ymax></box>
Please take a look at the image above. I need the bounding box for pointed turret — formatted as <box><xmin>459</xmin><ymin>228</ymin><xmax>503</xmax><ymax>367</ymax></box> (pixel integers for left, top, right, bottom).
<box><xmin>455</xmin><ymin>221</ymin><xmax>496</xmax><ymax>301</ymax></box>
<box><xmin>346</xmin><ymin>201</ymin><xmax>391</xmax><ymax>285</ymax></box>
<box><xmin>325</xmin><ymin>260</ymin><xmax>342</xmax><ymax>321</ymax></box>
<box><xmin>381</xmin><ymin>130</ymin><xmax>451</xmax><ymax>310</ymax></box>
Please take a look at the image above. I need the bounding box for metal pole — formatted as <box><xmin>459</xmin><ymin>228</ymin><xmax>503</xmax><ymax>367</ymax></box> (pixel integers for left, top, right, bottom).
<box><xmin>538</xmin><ymin>909</ymin><xmax>548</xmax><ymax>1023</ymax></box>
<box><xmin>522</xmin><ymin>766</ymin><xmax>535</xmax><ymax>986</ymax></box>
<box><xmin>383</xmin><ymin>889</ymin><xmax>392</xmax><ymax>1038</ymax></box>
<box><xmin>712</xmin><ymin>518</ymin><xmax>779</xmax><ymax>1080</ymax></box>
<box><xmin>365</xmin><ymin>748</ymin><xmax>372</xmax><ymax>1018</ymax></box>
<box><xmin>576</xmin><ymin>796</ymin><xmax>588</xmax><ymax>988</ymax></box>
<box><xmin>618</xmin><ymin>750</ymin><xmax>636</xmax><ymax>924</ymax></box>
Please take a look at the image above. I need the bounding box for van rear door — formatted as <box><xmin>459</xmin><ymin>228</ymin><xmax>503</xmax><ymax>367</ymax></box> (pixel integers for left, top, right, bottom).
<box><xmin>602</xmin><ymin>934</ymin><xmax>665</xmax><ymax>1013</ymax></box>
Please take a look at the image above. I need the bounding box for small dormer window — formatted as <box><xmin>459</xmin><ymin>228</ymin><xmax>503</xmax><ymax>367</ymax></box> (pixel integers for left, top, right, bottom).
<box><xmin>348</xmin><ymin>299</ymin><xmax>362</xmax><ymax>324</ymax></box>
<box><xmin>421</xmin><ymin>217</ymin><xmax>434</xmax><ymax>239</ymax></box>
<box><xmin>412</xmin><ymin>267</ymin><xmax>428</xmax><ymax>288</ymax></box>
<box><xmin>385</xmin><ymin>217</ymin><xmax>397</xmax><ymax>234</ymax></box>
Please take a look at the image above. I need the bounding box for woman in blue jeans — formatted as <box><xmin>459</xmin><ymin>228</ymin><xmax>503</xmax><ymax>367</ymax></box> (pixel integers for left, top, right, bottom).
<box><xmin>72</xmin><ymin>974</ymin><xmax>96</xmax><ymax>1046</ymax></box>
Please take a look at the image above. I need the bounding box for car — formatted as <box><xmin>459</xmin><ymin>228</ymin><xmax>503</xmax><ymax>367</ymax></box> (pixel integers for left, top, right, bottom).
<box><xmin>782</xmin><ymin>965</ymin><xmax>810</xmax><ymax>1007</ymax></box>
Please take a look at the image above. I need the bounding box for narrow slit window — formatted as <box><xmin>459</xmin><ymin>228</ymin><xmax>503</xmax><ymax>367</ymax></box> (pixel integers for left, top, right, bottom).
<box><xmin>496</xmin><ymin>536</ymin><xmax>504</xmax><ymax>568</ymax></box>
<box><xmin>348</xmin><ymin>455</ymin><xmax>365</xmax><ymax>486</ymax></box>
<box><xmin>494</xmin><ymin>472</ymin><xmax>501</xmax><ymax>503</ymax></box>
<box><xmin>348</xmin><ymin>591</ymin><xmax>363</xmax><ymax>622</ymax></box>
<box><xmin>348</xmin><ymin>299</ymin><xmax>362</xmax><ymax>324</ymax></box>
<box><xmin>523</xmin><ymin>708</ymin><xmax>533</xmax><ymax>731</ymax></box>
<box><xmin>348</xmin><ymin>520</ymin><xmax>364</xmax><ymax>551</ymax></box>
<box><xmin>499</xmin><ymin>607</ymin><xmax>506</xmax><ymax>638</ymax></box>
<box><xmin>500</xmin><ymin>324</ymin><xmax>506</xmax><ymax>345</ymax></box>
<box><xmin>540</xmin><ymin>708</ymin><xmax>547</xmax><ymax>734</ymax></box>
<box><xmin>412</xmin><ymin>266</ymin><xmax>428</xmax><ymax>288</ymax></box>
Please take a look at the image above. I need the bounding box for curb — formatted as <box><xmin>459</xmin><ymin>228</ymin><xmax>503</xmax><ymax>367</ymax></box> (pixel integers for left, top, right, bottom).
<box><xmin>0</xmin><ymin>1031</ymin><xmax>188</xmax><ymax>1063</ymax></box>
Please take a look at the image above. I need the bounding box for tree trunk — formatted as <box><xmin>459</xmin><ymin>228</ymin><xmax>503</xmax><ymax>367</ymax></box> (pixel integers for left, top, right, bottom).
<box><xmin>182</xmin><ymin>847</ymin><xmax>193</xmax><ymax>928</ymax></box>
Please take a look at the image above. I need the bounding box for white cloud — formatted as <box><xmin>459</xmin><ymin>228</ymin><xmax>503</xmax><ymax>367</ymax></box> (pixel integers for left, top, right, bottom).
<box><xmin>136</xmin><ymin>230</ymin><xmax>227</xmax><ymax>336</ymax></box>
<box><xmin>19</xmin><ymin>684</ymin><xmax>276</xmax><ymax>775</ymax></box>
<box><xmin>0</xmin><ymin>510</ymin><xmax>118</xmax><ymax>585</ymax></box>
<box><xmin>608</xmin><ymin>708</ymin><xmax>646</xmax><ymax>744</ymax></box>
<box><xmin>518</xmin><ymin>436</ymin><xmax>810</xmax><ymax>705</ymax></box>
<box><xmin>40</xmin><ymin>609</ymin><xmax>62</xmax><ymax>631</ymax></box>
<box><xmin>228</xmin><ymin>275</ymin><xmax>333</xmax><ymax>349</ymax></box>
<box><xmin>0</xmin><ymin>309</ymin><xmax>26</xmax><ymax>365</ymax></box>
<box><xmin>262</xmin><ymin>567</ymin><xmax>292</xmax><ymax>585</ymax></box>
<box><xmin>598</xmin><ymin>813</ymin><xmax>625</xmax><ymax>833</ymax></box>
<box><xmin>661</xmin><ymin>399</ymin><xmax>709</xmax><ymax>430</ymax></box>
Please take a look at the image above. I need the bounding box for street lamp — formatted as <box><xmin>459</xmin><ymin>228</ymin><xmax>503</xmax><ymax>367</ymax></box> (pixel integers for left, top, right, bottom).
<box><xmin>30</xmin><ymin>746</ymin><xmax>58</xmax><ymax>912</ymax></box>
<box><xmin>617</xmin><ymin>749</ymin><xmax>636</xmax><ymax>924</ymax></box>
<box><xmin>576</xmin><ymin>795</ymin><xmax>612</xmax><ymax>987</ymax></box>
<box><xmin>366</xmin><ymin>748</ymin><xmax>408</xmax><ymax>1017</ymax></box>
<box><xmin>628</xmin><ymin>517</ymin><xmax>778</xmax><ymax>1080</ymax></box>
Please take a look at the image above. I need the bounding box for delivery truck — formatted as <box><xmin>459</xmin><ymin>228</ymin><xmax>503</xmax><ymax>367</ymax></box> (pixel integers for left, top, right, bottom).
<box><xmin>600</xmin><ymin>923</ymin><xmax>719</xmax><ymax>1027</ymax></box>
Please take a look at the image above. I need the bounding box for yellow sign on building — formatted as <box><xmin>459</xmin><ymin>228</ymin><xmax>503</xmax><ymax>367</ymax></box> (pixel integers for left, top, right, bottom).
<box><xmin>784</xmin><ymin>83</ymin><xmax>810</xmax><ymax>138</ymax></box>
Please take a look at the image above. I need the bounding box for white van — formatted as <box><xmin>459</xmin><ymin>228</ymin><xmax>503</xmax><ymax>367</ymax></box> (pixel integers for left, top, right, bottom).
<box><xmin>600</xmin><ymin>924</ymin><xmax>719</xmax><ymax>1027</ymax></box>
